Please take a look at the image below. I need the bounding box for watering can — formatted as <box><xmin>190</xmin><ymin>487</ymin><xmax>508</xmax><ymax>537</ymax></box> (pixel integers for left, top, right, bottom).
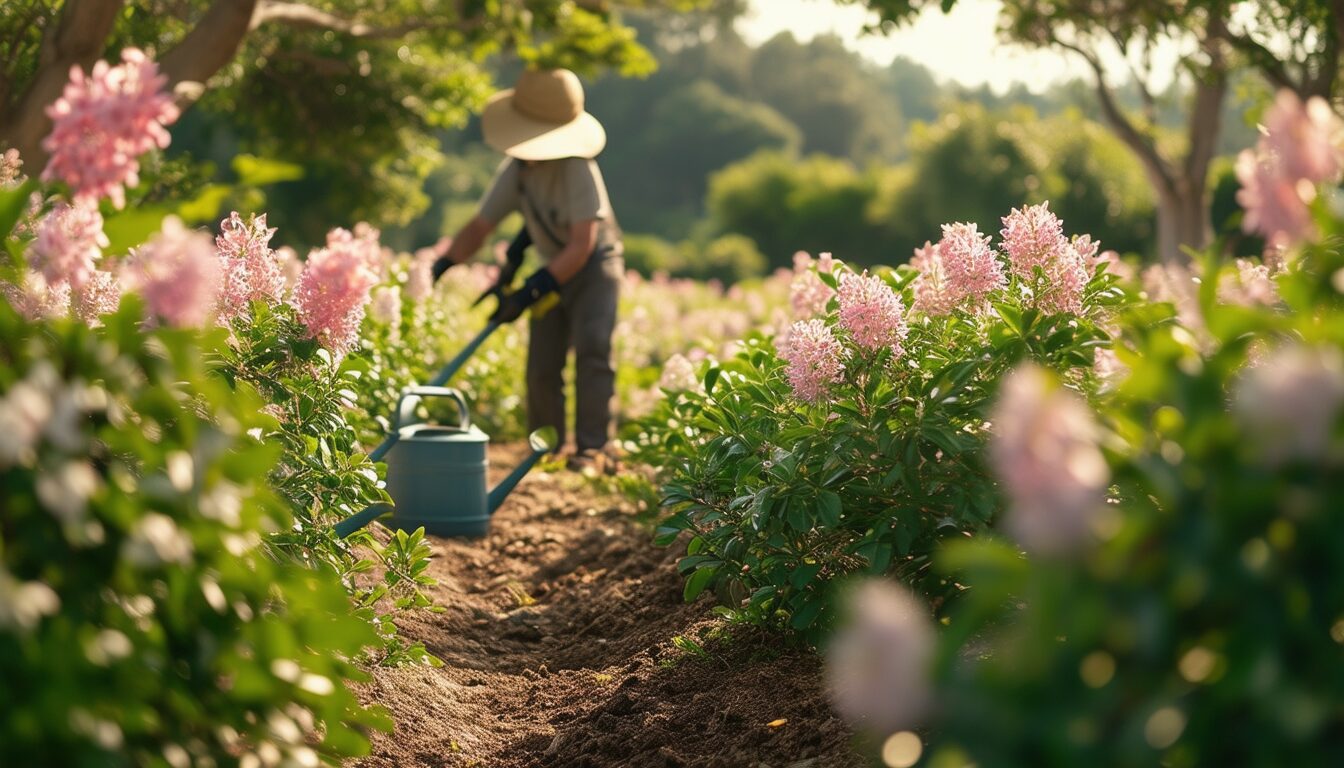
<box><xmin>336</xmin><ymin>386</ymin><xmax>555</xmax><ymax>539</ymax></box>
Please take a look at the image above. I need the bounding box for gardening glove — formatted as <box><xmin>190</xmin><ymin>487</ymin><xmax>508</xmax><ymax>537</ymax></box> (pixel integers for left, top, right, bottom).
<box><xmin>490</xmin><ymin>267</ymin><xmax>558</xmax><ymax>324</ymax></box>
<box><xmin>473</xmin><ymin>227</ymin><xmax>531</xmax><ymax>307</ymax></box>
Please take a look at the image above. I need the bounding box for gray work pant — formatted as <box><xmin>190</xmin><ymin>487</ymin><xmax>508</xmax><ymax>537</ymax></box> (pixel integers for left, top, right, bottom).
<box><xmin>527</xmin><ymin>250</ymin><xmax>622</xmax><ymax>452</ymax></box>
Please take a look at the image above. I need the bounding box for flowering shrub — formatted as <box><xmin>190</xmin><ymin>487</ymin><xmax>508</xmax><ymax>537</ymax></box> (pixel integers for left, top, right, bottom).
<box><xmin>632</xmin><ymin>206</ymin><xmax>1127</xmax><ymax>641</ymax></box>
<box><xmin>0</xmin><ymin>300</ymin><xmax>383</xmax><ymax>763</ymax></box>
<box><xmin>825</xmin><ymin>89</ymin><xmax>1344</xmax><ymax>767</ymax></box>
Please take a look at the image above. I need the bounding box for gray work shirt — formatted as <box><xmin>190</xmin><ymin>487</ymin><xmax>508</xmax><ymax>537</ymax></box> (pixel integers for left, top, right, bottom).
<box><xmin>478</xmin><ymin>157</ymin><xmax>621</xmax><ymax>260</ymax></box>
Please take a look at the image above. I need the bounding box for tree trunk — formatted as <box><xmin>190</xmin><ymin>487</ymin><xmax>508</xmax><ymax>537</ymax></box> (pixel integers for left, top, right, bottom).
<box><xmin>1</xmin><ymin>0</ymin><xmax>125</xmax><ymax>169</ymax></box>
<box><xmin>1153</xmin><ymin>178</ymin><xmax>1211</xmax><ymax>265</ymax></box>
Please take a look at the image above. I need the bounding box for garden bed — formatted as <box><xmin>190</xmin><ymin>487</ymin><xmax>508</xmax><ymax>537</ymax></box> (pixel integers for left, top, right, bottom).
<box><xmin>353</xmin><ymin>446</ymin><xmax>864</xmax><ymax>768</ymax></box>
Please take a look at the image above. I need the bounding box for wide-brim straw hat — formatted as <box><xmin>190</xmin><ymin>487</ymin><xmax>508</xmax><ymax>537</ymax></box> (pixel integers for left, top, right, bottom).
<box><xmin>480</xmin><ymin>68</ymin><xmax>606</xmax><ymax>161</ymax></box>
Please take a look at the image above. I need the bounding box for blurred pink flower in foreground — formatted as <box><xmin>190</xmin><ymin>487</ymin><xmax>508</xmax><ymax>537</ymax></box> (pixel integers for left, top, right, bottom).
<box><xmin>779</xmin><ymin>319</ymin><xmax>846</xmax><ymax>402</ymax></box>
<box><xmin>292</xmin><ymin>229</ymin><xmax>379</xmax><ymax>357</ymax></box>
<box><xmin>990</xmin><ymin>365</ymin><xmax>1110</xmax><ymax>556</ymax></box>
<box><xmin>910</xmin><ymin>241</ymin><xmax>957</xmax><ymax>316</ymax></box>
<box><xmin>274</xmin><ymin>246</ymin><xmax>303</xmax><ymax>291</ymax></box>
<box><xmin>74</xmin><ymin>268</ymin><xmax>122</xmax><ymax>325</ymax></box>
<box><xmin>938</xmin><ymin>222</ymin><xmax>1006</xmax><ymax>310</ymax></box>
<box><xmin>215</xmin><ymin>211</ymin><xmax>284</xmax><ymax>322</ymax></box>
<box><xmin>31</xmin><ymin>202</ymin><xmax>108</xmax><ymax>290</ymax></box>
<box><xmin>790</xmin><ymin>251</ymin><xmax>834</xmax><ymax>319</ymax></box>
<box><xmin>123</xmin><ymin>217</ymin><xmax>220</xmax><ymax>328</ymax></box>
<box><xmin>826</xmin><ymin>580</ymin><xmax>934</xmax><ymax>733</ymax></box>
<box><xmin>1236</xmin><ymin>90</ymin><xmax>1344</xmax><ymax>250</ymax></box>
<box><xmin>42</xmin><ymin>48</ymin><xmax>180</xmax><ymax>209</ymax></box>
<box><xmin>1</xmin><ymin>149</ymin><xmax>22</xmax><ymax>186</ymax></box>
<box><xmin>1234</xmin><ymin>344</ymin><xmax>1344</xmax><ymax>466</ymax></box>
<box><xmin>838</xmin><ymin>271</ymin><xmax>908</xmax><ymax>355</ymax></box>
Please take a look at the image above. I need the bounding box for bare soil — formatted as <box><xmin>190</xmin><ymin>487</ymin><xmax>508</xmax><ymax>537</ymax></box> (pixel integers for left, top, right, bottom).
<box><xmin>351</xmin><ymin>445</ymin><xmax>866</xmax><ymax>768</ymax></box>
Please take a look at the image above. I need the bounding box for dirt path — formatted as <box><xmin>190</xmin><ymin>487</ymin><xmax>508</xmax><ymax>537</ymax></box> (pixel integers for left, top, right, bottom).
<box><xmin>352</xmin><ymin>446</ymin><xmax>865</xmax><ymax>768</ymax></box>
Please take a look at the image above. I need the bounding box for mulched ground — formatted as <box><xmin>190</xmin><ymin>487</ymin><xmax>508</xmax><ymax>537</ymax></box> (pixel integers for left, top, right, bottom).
<box><xmin>351</xmin><ymin>445</ymin><xmax>867</xmax><ymax>768</ymax></box>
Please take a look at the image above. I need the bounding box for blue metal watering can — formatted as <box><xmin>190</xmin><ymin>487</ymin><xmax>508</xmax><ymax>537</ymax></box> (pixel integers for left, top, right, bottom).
<box><xmin>332</xmin><ymin>323</ymin><xmax>556</xmax><ymax>539</ymax></box>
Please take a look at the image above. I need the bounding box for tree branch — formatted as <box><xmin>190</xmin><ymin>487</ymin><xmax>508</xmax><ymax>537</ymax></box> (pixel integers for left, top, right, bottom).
<box><xmin>1</xmin><ymin>0</ymin><xmax>125</xmax><ymax>164</ymax></box>
<box><xmin>250</xmin><ymin>1</ymin><xmax>486</xmax><ymax>39</ymax></box>
<box><xmin>1055</xmin><ymin>36</ymin><xmax>1174</xmax><ymax>192</ymax></box>
<box><xmin>158</xmin><ymin>0</ymin><xmax>259</xmax><ymax>107</ymax></box>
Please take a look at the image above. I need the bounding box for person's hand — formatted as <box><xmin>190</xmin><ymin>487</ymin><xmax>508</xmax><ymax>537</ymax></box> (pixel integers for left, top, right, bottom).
<box><xmin>489</xmin><ymin>268</ymin><xmax>559</xmax><ymax>324</ymax></box>
<box><xmin>431</xmin><ymin>257</ymin><xmax>454</xmax><ymax>284</ymax></box>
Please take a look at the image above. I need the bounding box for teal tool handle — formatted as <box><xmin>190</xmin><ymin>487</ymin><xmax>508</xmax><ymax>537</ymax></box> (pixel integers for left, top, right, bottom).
<box><xmin>333</xmin><ymin>502</ymin><xmax>394</xmax><ymax>538</ymax></box>
<box><xmin>428</xmin><ymin>322</ymin><xmax>499</xmax><ymax>387</ymax></box>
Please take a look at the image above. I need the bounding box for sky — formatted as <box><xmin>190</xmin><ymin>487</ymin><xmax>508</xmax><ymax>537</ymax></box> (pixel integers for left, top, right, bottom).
<box><xmin>737</xmin><ymin>0</ymin><xmax>1183</xmax><ymax>94</ymax></box>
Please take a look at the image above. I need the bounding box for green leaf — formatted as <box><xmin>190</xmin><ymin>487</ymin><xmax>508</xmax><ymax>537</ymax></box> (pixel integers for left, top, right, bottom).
<box><xmin>103</xmin><ymin>206</ymin><xmax>170</xmax><ymax>255</ymax></box>
<box><xmin>789</xmin><ymin>597</ymin><xmax>826</xmax><ymax>631</ymax></box>
<box><xmin>789</xmin><ymin>561</ymin><xmax>822</xmax><ymax>589</ymax></box>
<box><xmin>817</xmin><ymin>490</ymin><xmax>842</xmax><ymax>528</ymax></box>
<box><xmin>175</xmin><ymin>184</ymin><xmax>232</xmax><ymax>224</ymax></box>
<box><xmin>0</xmin><ymin>179</ymin><xmax>37</xmax><ymax>242</ymax></box>
<box><xmin>704</xmin><ymin>365</ymin><xmax>722</xmax><ymax>395</ymax></box>
<box><xmin>683</xmin><ymin>567</ymin><xmax>717</xmax><ymax>602</ymax></box>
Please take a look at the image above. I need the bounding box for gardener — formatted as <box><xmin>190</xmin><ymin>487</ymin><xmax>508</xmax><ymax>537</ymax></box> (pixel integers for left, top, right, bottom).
<box><xmin>432</xmin><ymin>67</ymin><xmax>623</xmax><ymax>474</ymax></box>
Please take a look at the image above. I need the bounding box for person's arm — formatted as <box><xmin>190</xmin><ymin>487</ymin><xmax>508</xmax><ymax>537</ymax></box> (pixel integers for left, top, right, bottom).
<box><xmin>432</xmin><ymin>215</ymin><xmax>496</xmax><ymax>282</ymax></box>
<box><xmin>489</xmin><ymin>219</ymin><xmax>598</xmax><ymax>323</ymax></box>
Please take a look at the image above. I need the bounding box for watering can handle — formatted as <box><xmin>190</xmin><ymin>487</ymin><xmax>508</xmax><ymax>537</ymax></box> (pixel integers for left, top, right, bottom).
<box><xmin>394</xmin><ymin>386</ymin><xmax>471</xmax><ymax>432</ymax></box>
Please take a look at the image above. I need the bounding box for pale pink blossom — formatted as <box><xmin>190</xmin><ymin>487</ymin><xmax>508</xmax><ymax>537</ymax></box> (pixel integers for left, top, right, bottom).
<box><xmin>1093</xmin><ymin>346</ymin><xmax>1128</xmax><ymax>388</ymax></box>
<box><xmin>938</xmin><ymin>222</ymin><xmax>1006</xmax><ymax>310</ymax></box>
<box><xmin>0</xmin><ymin>149</ymin><xmax>21</xmax><ymax>186</ymax></box>
<box><xmin>74</xmin><ymin>268</ymin><xmax>122</xmax><ymax>325</ymax></box>
<box><xmin>291</xmin><ymin>232</ymin><xmax>379</xmax><ymax>358</ymax></box>
<box><xmin>779</xmin><ymin>319</ymin><xmax>846</xmax><ymax>402</ymax></box>
<box><xmin>790</xmin><ymin>251</ymin><xmax>834</xmax><ymax>319</ymax></box>
<box><xmin>1237</xmin><ymin>90</ymin><xmax>1344</xmax><ymax>250</ymax></box>
<box><xmin>1000</xmin><ymin>202</ymin><xmax>1068</xmax><ymax>279</ymax></box>
<box><xmin>1071</xmin><ymin>234</ymin><xmax>1102</xmax><ymax>265</ymax></box>
<box><xmin>990</xmin><ymin>365</ymin><xmax>1110</xmax><ymax>556</ymax></box>
<box><xmin>826</xmin><ymin>580</ymin><xmax>934</xmax><ymax>732</ymax></box>
<box><xmin>31</xmin><ymin>202</ymin><xmax>108</xmax><ymax>290</ymax></box>
<box><xmin>123</xmin><ymin>217</ymin><xmax>220</xmax><ymax>328</ymax></box>
<box><xmin>41</xmin><ymin>48</ymin><xmax>180</xmax><ymax>208</ymax></box>
<box><xmin>837</xmin><ymin>271</ymin><xmax>907</xmax><ymax>355</ymax></box>
<box><xmin>405</xmin><ymin>248</ymin><xmax>436</xmax><ymax>303</ymax></box>
<box><xmin>215</xmin><ymin>211</ymin><xmax>284</xmax><ymax>322</ymax></box>
<box><xmin>1264</xmin><ymin>90</ymin><xmax>1343</xmax><ymax>183</ymax></box>
<box><xmin>658</xmin><ymin>353</ymin><xmax>700</xmax><ymax>393</ymax></box>
<box><xmin>1</xmin><ymin>271</ymin><xmax>71</xmax><ymax>321</ymax></box>
<box><xmin>1234</xmin><ymin>344</ymin><xmax>1344</xmax><ymax>465</ymax></box>
<box><xmin>369</xmin><ymin>285</ymin><xmax>402</xmax><ymax>325</ymax></box>
<box><xmin>910</xmin><ymin>241</ymin><xmax>957</xmax><ymax>316</ymax></box>
<box><xmin>1217</xmin><ymin>259</ymin><xmax>1279</xmax><ymax>307</ymax></box>
<box><xmin>999</xmin><ymin>203</ymin><xmax>1088</xmax><ymax>314</ymax></box>
<box><xmin>274</xmin><ymin>246</ymin><xmax>303</xmax><ymax>291</ymax></box>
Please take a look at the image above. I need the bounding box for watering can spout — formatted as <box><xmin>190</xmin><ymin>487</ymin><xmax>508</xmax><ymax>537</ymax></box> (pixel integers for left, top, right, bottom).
<box><xmin>487</xmin><ymin>427</ymin><xmax>557</xmax><ymax>514</ymax></box>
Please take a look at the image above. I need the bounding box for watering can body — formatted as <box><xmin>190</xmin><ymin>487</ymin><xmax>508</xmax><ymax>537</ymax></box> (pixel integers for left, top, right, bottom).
<box><xmin>381</xmin><ymin>387</ymin><xmax>554</xmax><ymax>538</ymax></box>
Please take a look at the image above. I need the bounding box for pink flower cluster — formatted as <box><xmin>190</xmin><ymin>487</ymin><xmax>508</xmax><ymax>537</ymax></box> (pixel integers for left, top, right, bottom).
<box><xmin>123</xmin><ymin>217</ymin><xmax>220</xmax><ymax>328</ymax></box>
<box><xmin>790</xmin><ymin>251</ymin><xmax>835</xmax><ymax>319</ymax></box>
<box><xmin>1</xmin><ymin>272</ymin><xmax>71</xmax><ymax>321</ymax></box>
<box><xmin>1217</xmin><ymin>259</ymin><xmax>1279</xmax><ymax>307</ymax></box>
<box><xmin>825</xmin><ymin>580</ymin><xmax>934</xmax><ymax>732</ymax></box>
<box><xmin>1000</xmin><ymin>203</ymin><xmax>1090</xmax><ymax>315</ymax></box>
<box><xmin>779</xmin><ymin>319</ymin><xmax>846</xmax><ymax>402</ymax></box>
<box><xmin>837</xmin><ymin>271</ymin><xmax>907</xmax><ymax>355</ymax></box>
<box><xmin>405</xmin><ymin>247</ymin><xmax>437</xmax><ymax>303</ymax></box>
<box><xmin>909</xmin><ymin>241</ymin><xmax>957</xmax><ymax>316</ymax></box>
<box><xmin>989</xmin><ymin>365</ymin><xmax>1110</xmax><ymax>556</ymax></box>
<box><xmin>291</xmin><ymin>228</ymin><xmax>380</xmax><ymax>357</ymax></box>
<box><xmin>31</xmin><ymin>202</ymin><xmax>108</xmax><ymax>291</ymax></box>
<box><xmin>1234</xmin><ymin>344</ymin><xmax>1344</xmax><ymax>465</ymax></box>
<box><xmin>1236</xmin><ymin>90</ymin><xmax>1344</xmax><ymax>250</ymax></box>
<box><xmin>215</xmin><ymin>212</ymin><xmax>285</xmax><ymax>322</ymax></box>
<box><xmin>658</xmin><ymin>353</ymin><xmax>701</xmax><ymax>393</ymax></box>
<box><xmin>41</xmin><ymin>48</ymin><xmax>180</xmax><ymax>209</ymax></box>
<box><xmin>369</xmin><ymin>285</ymin><xmax>402</xmax><ymax>326</ymax></box>
<box><xmin>74</xmin><ymin>269</ymin><xmax>122</xmax><ymax>326</ymax></box>
<box><xmin>1</xmin><ymin>149</ymin><xmax>21</xmax><ymax>186</ymax></box>
<box><xmin>936</xmin><ymin>222</ymin><xmax>1007</xmax><ymax>311</ymax></box>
